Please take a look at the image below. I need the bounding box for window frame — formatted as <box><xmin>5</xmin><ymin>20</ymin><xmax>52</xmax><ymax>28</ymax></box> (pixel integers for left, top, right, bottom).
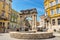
<box><xmin>52</xmin><ymin>19</ymin><xmax>55</xmax><ymax>25</ymax></box>
<box><xmin>58</xmin><ymin>18</ymin><xmax>60</xmax><ymax>25</ymax></box>
<box><xmin>56</xmin><ymin>8</ymin><xmax>60</xmax><ymax>14</ymax></box>
<box><xmin>50</xmin><ymin>1</ymin><xmax>53</xmax><ymax>7</ymax></box>
<box><xmin>51</xmin><ymin>10</ymin><xmax>54</xmax><ymax>15</ymax></box>
<box><xmin>56</xmin><ymin>0</ymin><xmax>58</xmax><ymax>4</ymax></box>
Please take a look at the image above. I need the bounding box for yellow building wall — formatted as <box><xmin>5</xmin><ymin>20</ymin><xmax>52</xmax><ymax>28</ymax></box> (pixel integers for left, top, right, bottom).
<box><xmin>0</xmin><ymin>1</ymin><xmax>11</xmax><ymax>29</ymax></box>
<box><xmin>0</xmin><ymin>1</ymin><xmax>10</xmax><ymax>18</ymax></box>
<box><xmin>44</xmin><ymin>0</ymin><xmax>60</xmax><ymax>18</ymax></box>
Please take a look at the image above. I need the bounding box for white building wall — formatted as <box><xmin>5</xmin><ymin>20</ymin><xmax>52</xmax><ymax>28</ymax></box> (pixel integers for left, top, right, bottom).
<box><xmin>40</xmin><ymin>19</ymin><xmax>45</xmax><ymax>27</ymax></box>
<box><xmin>51</xmin><ymin>17</ymin><xmax>60</xmax><ymax>31</ymax></box>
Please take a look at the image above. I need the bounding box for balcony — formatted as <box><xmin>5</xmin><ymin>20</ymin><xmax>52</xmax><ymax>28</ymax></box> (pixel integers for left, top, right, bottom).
<box><xmin>0</xmin><ymin>14</ymin><xmax>8</xmax><ymax>20</ymax></box>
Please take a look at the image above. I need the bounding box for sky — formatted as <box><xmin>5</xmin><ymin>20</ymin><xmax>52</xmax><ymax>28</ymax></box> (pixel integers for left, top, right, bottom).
<box><xmin>12</xmin><ymin>0</ymin><xmax>45</xmax><ymax>21</ymax></box>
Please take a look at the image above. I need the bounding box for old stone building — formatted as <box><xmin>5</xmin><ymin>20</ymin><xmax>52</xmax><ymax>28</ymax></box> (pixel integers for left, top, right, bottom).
<box><xmin>20</xmin><ymin>8</ymin><xmax>37</xmax><ymax>31</ymax></box>
<box><xmin>44</xmin><ymin>0</ymin><xmax>60</xmax><ymax>32</ymax></box>
<box><xmin>9</xmin><ymin>9</ymin><xmax>20</xmax><ymax>31</ymax></box>
<box><xmin>0</xmin><ymin>0</ymin><xmax>21</xmax><ymax>32</ymax></box>
<box><xmin>0</xmin><ymin>0</ymin><xmax>12</xmax><ymax>32</ymax></box>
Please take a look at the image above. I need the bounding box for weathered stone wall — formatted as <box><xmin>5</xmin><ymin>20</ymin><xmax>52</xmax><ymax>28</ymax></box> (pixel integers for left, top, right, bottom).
<box><xmin>10</xmin><ymin>32</ymin><xmax>53</xmax><ymax>39</ymax></box>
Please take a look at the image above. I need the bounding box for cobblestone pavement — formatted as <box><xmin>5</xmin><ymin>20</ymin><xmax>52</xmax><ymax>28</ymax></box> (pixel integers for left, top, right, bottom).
<box><xmin>0</xmin><ymin>33</ymin><xmax>60</xmax><ymax>40</ymax></box>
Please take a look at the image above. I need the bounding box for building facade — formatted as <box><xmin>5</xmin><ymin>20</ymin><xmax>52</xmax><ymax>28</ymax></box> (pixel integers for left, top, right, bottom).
<box><xmin>40</xmin><ymin>15</ymin><xmax>45</xmax><ymax>28</ymax></box>
<box><xmin>9</xmin><ymin>9</ymin><xmax>20</xmax><ymax>31</ymax></box>
<box><xmin>37</xmin><ymin>15</ymin><xmax>47</xmax><ymax>32</ymax></box>
<box><xmin>44</xmin><ymin>0</ymin><xmax>60</xmax><ymax>31</ymax></box>
<box><xmin>0</xmin><ymin>0</ymin><xmax>20</xmax><ymax>32</ymax></box>
<box><xmin>0</xmin><ymin>0</ymin><xmax>12</xmax><ymax>32</ymax></box>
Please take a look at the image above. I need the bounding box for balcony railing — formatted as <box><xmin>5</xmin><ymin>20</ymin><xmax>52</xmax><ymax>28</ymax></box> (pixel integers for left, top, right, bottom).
<box><xmin>0</xmin><ymin>14</ymin><xmax>8</xmax><ymax>20</ymax></box>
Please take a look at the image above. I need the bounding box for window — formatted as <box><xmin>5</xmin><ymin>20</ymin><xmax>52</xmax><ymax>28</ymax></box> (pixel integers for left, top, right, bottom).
<box><xmin>20</xmin><ymin>16</ymin><xmax>22</xmax><ymax>17</ymax></box>
<box><xmin>53</xmin><ymin>1</ymin><xmax>56</xmax><ymax>6</ymax></box>
<box><xmin>0</xmin><ymin>22</ymin><xmax>2</xmax><ymax>26</ymax></box>
<box><xmin>56</xmin><ymin>0</ymin><xmax>58</xmax><ymax>4</ymax></box>
<box><xmin>50</xmin><ymin>1</ymin><xmax>56</xmax><ymax>7</ymax></box>
<box><xmin>9</xmin><ymin>3</ymin><xmax>11</xmax><ymax>11</ymax></box>
<box><xmin>52</xmin><ymin>19</ymin><xmax>55</xmax><ymax>25</ymax></box>
<box><xmin>51</xmin><ymin>10</ymin><xmax>54</xmax><ymax>15</ymax></box>
<box><xmin>15</xmin><ymin>19</ymin><xmax>17</xmax><ymax>22</ymax></box>
<box><xmin>56</xmin><ymin>8</ymin><xmax>59</xmax><ymax>13</ymax></box>
<box><xmin>2</xmin><ymin>3</ymin><xmax>5</xmax><ymax>9</ymax></box>
<box><xmin>2</xmin><ymin>11</ymin><xmax>5</xmax><ymax>16</ymax></box>
<box><xmin>50</xmin><ymin>2</ymin><xmax>53</xmax><ymax>6</ymax></box>
<box><xmin>56</xmin><ymin>0</ymin><xmax>60</xmax><ymax>4</ymax></box>
<box><xmin>58</xmin><ymin>18</ymin><xmax>60</xmax><ymax>25</ymax></box>
<box><xmin>3</xmin><ymin>23</ymin><xmax>5</xmax><ymax>26</ymax></box>
<box><xmin>8</xmin><ymin>13</ymin><xmax>11</xmax><ymax>20</ymax></box>
<box><xmin>2</xmin><ymin>0</ymin><xmax>5</xmax><ymax>8</ymax></box>
<box><xmin>56</xmin><ymin>8</ymin><xmax>60</xmax><ymax>14</ymax></box>
<box><xmin>12</xmin><ymin>13</ymin><xmax>14</xmax><ymax>16</ymax></box>
<box><xmin>12</xmin><ymin>18</ymin><xmax>13</xmax><ymax>21</ymax></box>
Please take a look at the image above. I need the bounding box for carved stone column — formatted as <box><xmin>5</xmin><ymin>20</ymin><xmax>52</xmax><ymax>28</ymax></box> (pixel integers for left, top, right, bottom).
<box><xmin>32</xmin><ymin>14</ymin><xmax>37</xmax><ymax>31</ymax></box>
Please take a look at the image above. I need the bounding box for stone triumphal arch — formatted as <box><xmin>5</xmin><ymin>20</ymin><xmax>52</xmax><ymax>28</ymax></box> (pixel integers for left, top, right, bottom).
<box><xmin>20</xmin><ymin>8</ymin><xmax>37</xmax><ymax>31</ymax></box>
